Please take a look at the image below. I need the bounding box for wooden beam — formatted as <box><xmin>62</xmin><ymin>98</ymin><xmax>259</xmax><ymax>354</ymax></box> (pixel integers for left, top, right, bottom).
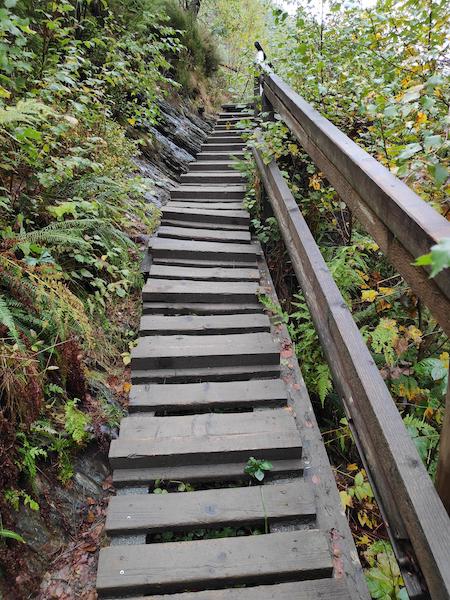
<box><xmin>436</xmin><ymin>377</ymin><xmax>450</xmax><ymax>515</ymax></box>
<box><xmin>252</xmin><ymin>145</ymin><xmax>450</xmax><ymax>599</ymax></box>
<box><xmin>261</xmin><ymin>71</ymin><xmax>450</xmax><ymax>337</ymax></box>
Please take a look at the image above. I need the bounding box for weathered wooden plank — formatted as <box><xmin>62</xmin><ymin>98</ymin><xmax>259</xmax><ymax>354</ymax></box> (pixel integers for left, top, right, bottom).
<box><xmin>149</xmin><ymin>238</ymin><xmax>259</xmax><ymax>262</ymax></box>
<box><xmin>106</xmin><ymin>482</ymin><xmax>315</xmax><ymax>535</ymax></box>
<box><xmin>149</xmin><ymin>264</ymin><xmax>259</xmax><ymax>282</ymax></box>
<box><xmin>157</xmin><ymin>225</ymin><xmax>250</xmax><ymax>243</ymax></box>
<box><xmin>139</xmin><ymin>313</ymin><xmax>270</xmax><ymax>336</ymax></box>
<box><xmin>142</xmin><ymin>280</ymin><xmax>259</xmax><ymax>303</ymax></box>
<box><xmin>180</xmin><ymin>172</ymin><xmax>245</xmax><ymax>184</ymax></box>
<box><xmin>118</xmin><ymin>410</ymin><xmax>294</xmax><ymax>440</ymax></box>
<box><xmin>436</xmin><ymin>381</ymin><xmax>450</xmax><ymax>515</ymax></box>
<box><xmin>131</xmin><ymin>332</ymin><xmax>278</xmax><ymax>370</ymax></box>
<box><xmin>142</xmin><ymin>302</ymin><xmax>262</xmax><ymax>315</ymax></box>
<box><xmin>131</xmin><ymin>363</ymin><xmax>280</xmax><ymax>384</ymax></box>
<box><xmin>113</xmin><ymin>459</ymin><xmax>303</xmax><ymax>487</ymax></box>
<box><xmin>263</xmin><ymin>71</ymin><xmax>450</xmax><ymax>315</ymax></box>
<box><xmin>206</xmin><ymin>128</ymin><xmax>249</xmax><ymax>139</ymax></box>
<box><xmin>202</xmin><ymin>143</ymin><xmax>246</xmax><ymax>152</ymax></box>
<box><xmin>196</xmin><ymin>152</ymin><xmax>244</xmax><ymax>161</ymax></box>
<box><xmin>162</xmin><ymin>206</ymin><xmax>249</xmax><ymax>226</ymax></box>
<box><xmin>96</xmin><ymin>530</ymin><xmax>332</xmax><ymax>597</ymax></box>
<box><xmin>253</xmin><ymin>144</ymin><xmax>450</xmax><ymax>599</ymax></box>
<box><xmin>129</xmin><ymin>379</ymin><xmax>287</xmax><ymax>412</ymax></box>
<box><xmin>167</xmin><ymin>196</ymin><xmax>244</xmax><ymax>203</ymax></box>
<box><xmin>161</xmin><ymin>218</ymin><xmax>248</xmax><ymax>231</ymax></box>
<box><xmin>116</xmin><ymin>580</ymin><xmax>348</xmax><ymax>600</ymax></box>
<box><xmin>168</xmin><ymin>201</ymin><xmax>244</xmax><ymax>211</ymax></box>
<box><xmin>152</xmin><ymin>257</ymin><xmax>257</xmax><ymax>269</ymax></box>
<box><xmin>109</xmin><ymin>410</ymin><xmax>301</xmax><ymax>468</ymax></box>
<box><xmin>172</xmin><ymin>185</ymin><xmax>245</xmax><ymax>200</ymax></box>
<box><xmin>189</xmin><ymin>161</ymin><xmax>238</xmax><ymax>171</ymax></box>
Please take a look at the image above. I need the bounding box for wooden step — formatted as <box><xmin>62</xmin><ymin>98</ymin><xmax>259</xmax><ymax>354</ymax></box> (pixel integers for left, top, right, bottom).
<box><xmin>207</xmin><ymin>136</ymin><xmax>246</xmax><ymax>144</ymax></box>
<box><xmin>139</xmin><ymin>313</ymin><xmax>270</xmax><ymax>337</ymax></box>
<box><xmin>113</xmin><ymin>459</ymin><xmax>303</xmax><ymax>488</ymax></box>
<box><xmin>131</xmin><ymin>331</ymin><xmax>278</xmax><ymax>371</ymax></box>
<box><xmin>111</xmin><ymin>410</ymin><xmax>299</xmax><ymax>469</ymax></box>
<box><xmin>202</xmin><ymin>143</ymin><xmax>246</xmax><ymax>152</ymax></box>
<box><xmin>148</xmin><ymin>264</ymin><xmax>259</xmax><ymax>282</ymax></box>
<box><xmin>131</xmin><ymin>363</ymin><xmax>280</xmax><ymax>384</ymax></box>
<box><xmin>142</xmin><ymin>302</ymin><xmax>262</xmax><ymax>316</ymax></box>
<box><xmin>157</xmin><ymin>225</ymin><xmax>250</xmax><ymax>243</ymax></box>
<box><xmin>149</xmin><ymin>239</ymin><xmax>258</xmax><ymax>262</ymax></box>
<box><xmin>129</xmin><ymin>379</ymin><xmax>287</xmax><ymax>413</ymax></box>
<box><xmin>151</xmin><ymin>257</ymin><xmax>257</xmax><ymax>269</ymax></box>
<box><xmin>172</xmin><ymin>185</ymin><xmax>245</xmax><ymax>200</ymax></box>
<box><xmin>196</xmin><ymin>152</ymin><xmax>244</xmax><ymax>161</ymax></box>
<box><xmin>162</xmin><ymin>218</ymin><xmax>248</xmax><ymax>231</ymax></box>
<box><xmin>212</xmin><ymin>129</ymin><xmax>251</xmax><ymax>136</ymax></box>
<box><xmin>180</xmin><ymin>172</ymin><xmax>245</xmax><ymax>184</ymax></box>
<box><xmin>142</xmin><ymin>280</ymin><xmax>259</xmax><ymax>303</ymax></box>
<box><xmin>209</xmin><ymin>130</ymin><xmax>249</xmax><ymax>137</ymax></box>
<box><xmin>221</xmin><ymin>102</ymin><xmax>253</xmax><ymax>110</ymax></box>
<box><xmin>161</xmin><ymin>207</ymin><xmax>249</xmax><ymax>227</ymax></box>
<box><xmin>117</xmin><ymin>580</ymin><xmax>349</xmax><ymax>600</ymax></box>
<box><xmin>217</xmin><ymin>115</ymin><xmax>254</xmax><ymax>122</ymax></box>
<box><xmin>166</xmin><ymin>199</ymin><xmax>244</xmax><ymax>206</ymax></box>
<box><xmin>96</xmin><ymin>530</ymin><xmax>331</xmax><ymax>596</ymax></box>
<box><xmin>168</xmin><ymin>201</ymin><xmax>244</xmax><ymax>211</ymax></box>
<box><xmin>105</xmin><ymin>481</ymin><xmax>315</xmax><ymax>536</ymax></box>
<box><xmin>189</xmin><ymin>161</ymin><xmax>238</xmax><ymax>171</ymax></box>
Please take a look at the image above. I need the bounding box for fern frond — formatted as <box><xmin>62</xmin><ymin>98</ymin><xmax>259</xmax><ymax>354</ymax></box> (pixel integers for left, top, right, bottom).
<box><xmin>0</xmin><ymin>294</ymin><xmax>20</xmax><ymax>343</ymax></box>
<box><xmin>0</xmin><ymin>100</ymin><xmax>53</xmax><ymax>127</ymax></box>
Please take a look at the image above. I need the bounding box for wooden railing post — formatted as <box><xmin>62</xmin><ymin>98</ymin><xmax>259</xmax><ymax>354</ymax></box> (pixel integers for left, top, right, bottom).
<box><xmin>436</xmin><ymin>376</ymin><xmax>450</xmax><ymax>515</ymax></box>
<box><xmin>253</xmin><ymin>71</ymin><xmax>260</xmax><ymax>119</ymax></box>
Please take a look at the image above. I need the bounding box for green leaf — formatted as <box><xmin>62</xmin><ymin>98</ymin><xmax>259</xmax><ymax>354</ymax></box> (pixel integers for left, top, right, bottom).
<box><xmin>5</xmin><ymin>0</ymin><xmax>18</xmax><ymax>7</ymax></box>
<box><xmin>424</xmin><ymin>135</ymin><xmax>442</xmax><ymax>152</ymax></box>
<box><xmin>428</xmin><ymin>238</ymin><xmax>450</xmax><ymax>277</ymax></box>
<box><xmin>429</xmin><ymin>163</ymin><xmax>448</xmax><ymax>187</ymax></box>
<box><xmin>0</xmin><ymin>528</ymin><xmax>25</xmax><ymax>543</ymax></box>
<box><xmin>397</xmin><ymin>143</ymin><xmax>421</xmax><ymax>161</ymax></box>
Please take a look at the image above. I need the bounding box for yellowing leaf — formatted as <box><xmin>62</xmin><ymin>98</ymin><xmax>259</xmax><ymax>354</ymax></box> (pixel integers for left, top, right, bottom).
<box><xmin>339</xmin><ymin>490</ymin><xmax>353</xmax><ymax>509</ymax></box>
<box><xmin>0</xmin><ymin>87</ymin><xmax>11</xmax><ymax>99</ymax></box>
<box><xmin>376</xmin><ymin>299</ymin><xmax>392</xmax><ymax>312</ymax></box>
<box><xmin>406</xmin><ymin>325</ymin><xmax>422</xmax><ymax>345</ymax></box>
<box><xmin>362</xmin><ymin>289</ymin><xmax>379</xmax><ymax>302</ymax></box>
<box><xmin>309</xmin><ymin>174</ymin><xmax>322</xmax><ymax>190</ymax></box>
<box><xmin>378</xmin><ymin>287</ymin><xmax>395</xmax><ymax>295</ymax></box>
<box><xmin>347</xmin><ymin>463</ymin><xmax>359</xmax><ymax>472</ymax></box>
<box><xmin>424</xmin><ymin>406</ymin><xmax>434</xmax><ymax>420</ymax></box>
<box><xmin>440</xmin><ymin>352</ymin><xmax>449</xmax><ymax>369</ymax></box>
<box><xmin>123</xmin><ymin>382</ymin><xmax>132</xmax><ymax>393</ymax></box>
<box><xmin>415</xmin><ymin>111</ymin><xmax>427</xmax><ymax>125</ymax></box>
<box><xmin>358</xmin><ymin>510</ymin><xmax>374</xmax><ymax>529</ymax></box>
<box><xmin>357</xmin><ymin>534</ymin><xmax>371</xmax><ymax>547</ymax></box>
<box><xmin>127</xmin><ymin>117</ymin><xmax>136</xmax><ymax>126</ymax></box>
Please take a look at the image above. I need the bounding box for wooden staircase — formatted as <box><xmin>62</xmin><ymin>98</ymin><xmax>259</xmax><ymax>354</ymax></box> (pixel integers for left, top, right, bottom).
<box><xmin>96</xmin><ymin>103</ymin><xmax>368</xmax><ymax>599</ymax></box>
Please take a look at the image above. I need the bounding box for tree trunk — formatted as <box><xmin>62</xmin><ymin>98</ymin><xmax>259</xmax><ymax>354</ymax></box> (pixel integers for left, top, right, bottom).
<box><xmin>182</xmin><ymin>0</ymin><xmax>201</xmax><ymax>15</ymax></box>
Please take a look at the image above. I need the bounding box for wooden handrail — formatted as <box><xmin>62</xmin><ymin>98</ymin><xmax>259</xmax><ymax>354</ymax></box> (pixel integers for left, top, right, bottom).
<box><xmin>252</xmin><ymin>49</ymin><xmax>450</xmax><ymax>598</ymax></box>
<box><xmin>259</xmin><ymin>65</ymin><xmax>450</xmax><ymax>338</ymax></box>
<box><xmin>252</xmin><ymin>143</ymin><xmax>450</xmax><ymax>599</ymax></box>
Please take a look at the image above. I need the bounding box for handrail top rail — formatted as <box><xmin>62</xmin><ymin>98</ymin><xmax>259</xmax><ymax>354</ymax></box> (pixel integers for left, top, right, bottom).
<box><xmin>261</xmin><ymin>65</ymin><xmax>450</xmax><ymax>248</ymax></box>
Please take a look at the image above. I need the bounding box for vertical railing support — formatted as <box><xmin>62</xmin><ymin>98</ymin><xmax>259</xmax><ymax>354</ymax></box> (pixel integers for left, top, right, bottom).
<box><xmin>436</xmin><ymin>374</ymin><xmax>450</xmax><ymax>515</ymax></box>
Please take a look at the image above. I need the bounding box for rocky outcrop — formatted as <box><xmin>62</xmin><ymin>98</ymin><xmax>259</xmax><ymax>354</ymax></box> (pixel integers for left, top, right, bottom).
<box><xmin>136</xmin><ymin>97</ymin><xmax>214</xmax><ymax>205</ymax></box>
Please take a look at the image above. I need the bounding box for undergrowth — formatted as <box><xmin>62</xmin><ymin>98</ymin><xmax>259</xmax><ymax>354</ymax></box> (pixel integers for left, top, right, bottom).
<box><xmin>0</xmin><ymin>0</ymin><xmax>218</xmax><ymax>594</ymax></box>
<box><xmin>237</xmin><ymin>110</ymin><xmax>448</xmax><ymax>599</ymax></box>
